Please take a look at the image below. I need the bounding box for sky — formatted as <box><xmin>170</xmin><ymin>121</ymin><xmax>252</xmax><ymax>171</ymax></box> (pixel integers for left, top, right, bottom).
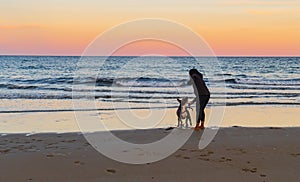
<box><xmin>0</xmin><ymin>0</ymin><xmax>299</xmax><ymax>56</ymax></box>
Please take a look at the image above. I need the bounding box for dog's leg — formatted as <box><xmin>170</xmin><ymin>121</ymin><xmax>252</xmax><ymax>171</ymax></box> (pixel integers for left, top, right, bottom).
<box><xmin>187</xmin><ymin>111</ymin><xmax>192</xmax><ymax>126</ymax></box>
<box><xmin>185</xmin><ymin>118</ymin><xmax>188</xmax><ymax>128</ymax></box>
<box><xmin>180</xmin><ymin>118</ymin><xmax>184</xmax><ymax>128</ymax></box>
<box><xmin>180</xmin><ymin>118</ymin><xmax>183</xmax><ymax>128</ymax></box>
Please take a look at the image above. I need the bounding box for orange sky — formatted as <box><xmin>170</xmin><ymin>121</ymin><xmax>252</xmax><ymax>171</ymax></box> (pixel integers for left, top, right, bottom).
<box><xmin>0</xmin><ymin>0</ymin><xmax>299</xmax><ymax>56</ymax></box>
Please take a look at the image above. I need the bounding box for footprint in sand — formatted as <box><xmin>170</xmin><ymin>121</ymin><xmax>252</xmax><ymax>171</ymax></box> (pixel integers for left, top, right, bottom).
<box><xmin>198</xmin><ymin>150</ymin><xmax>213</xmax><ymax>157</ymax></box>
<box><xmin>0</xmin><ymin>149</ymin><xmax>10</xmax><ymax>154</ymax></box>
<box><xmin>250</xmin><ymin>168</ymin><xmax>257</xmax><ymax>173</ymax></box>
<box><xmin>74</xmin><ymin>161</ymin><xmax>84</xmax><ymax>165</ymax></box>
<box><xmin>207</xmin><ymin>151</ymin><xmax>214</xmax><ymax>155</ymax></box>
<box><xmin>198</xmin><ymin>157</ymin><xmax>210</xmax><ymax>161</ymax></box>
<box><xmin>106</xmin><ymin>169</ymin><xmax>116</xmax><ymax>174</ymax></box>
<box><xmin>242</xmin><ymin>167</ymin><xmax>257</xmax><ymax>173</ymax></box>
<box><xmin>290</xmin><ymin>153</ymin><xmax>300</xmax><ymax>157</ymax></box>
<box><xmin>183</xmin><ymin>156</ymin><xmax>190</xmax><ymax>159</ymax></box>
<box><xmin>46</xmin><ymin>154</ymin><xmax>54</xmax><ymax>158</ymax></box>
<box><xmin>175</xmin><ymin>154</ymin><xmax>182</xmax><ymax>158</ymax></box>
<box><xmin>219</xmin><ymin>157</ymin><xmax>232</xmax><ymax>162</ymax></box>
<box><xmin>229</xmin><ymin>148</ymin><xmax>247</xmax><ymax>154</ymax></box>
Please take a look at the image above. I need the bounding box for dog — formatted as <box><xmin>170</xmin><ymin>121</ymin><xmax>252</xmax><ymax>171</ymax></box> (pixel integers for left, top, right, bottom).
<box><xmin>176</xmin><ymin>97</ymin><xmax>193</xmax><ymax>128</ymax></box>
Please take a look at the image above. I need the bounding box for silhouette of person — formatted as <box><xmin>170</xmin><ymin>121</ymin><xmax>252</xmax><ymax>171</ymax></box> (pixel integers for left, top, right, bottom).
<box><xmin>188</xmin><ymin>69</ymin><xmax>210</xmax><ymax>130</ymax></box>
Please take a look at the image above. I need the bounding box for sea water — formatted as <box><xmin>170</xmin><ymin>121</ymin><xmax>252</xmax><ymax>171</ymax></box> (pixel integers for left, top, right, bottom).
<box><xmin>0</xmin><ymin>56</ymin><xmax>299</xmax><ymax>109</ymax></box>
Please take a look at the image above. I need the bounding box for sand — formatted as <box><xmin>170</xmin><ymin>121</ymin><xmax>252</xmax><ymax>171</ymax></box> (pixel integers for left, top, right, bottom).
<box><xmin>0</xmin><ymin>99</ymin><xmax>299</xmax><ymax>181</ymax></box>
<box><xmin>1</xmin><ymin>127</ymin><xmax>300</xmax><ymax>181</ymax></box>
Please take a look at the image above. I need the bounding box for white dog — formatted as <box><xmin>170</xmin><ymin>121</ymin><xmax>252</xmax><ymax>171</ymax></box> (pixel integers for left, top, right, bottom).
<box><xmin>176</xmin><ymin>97</ymin><xmax>193</xmax><ymax>128</ymax></box>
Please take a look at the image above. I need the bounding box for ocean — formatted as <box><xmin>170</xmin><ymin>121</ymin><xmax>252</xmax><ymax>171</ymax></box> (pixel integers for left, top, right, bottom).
<box><xmin>0</xmin><ymin>56</ymin><xmax>299</xmax><ymax>109</ymax></box>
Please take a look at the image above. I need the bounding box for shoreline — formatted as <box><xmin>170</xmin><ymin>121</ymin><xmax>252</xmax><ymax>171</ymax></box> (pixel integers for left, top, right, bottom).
<box><xmin>1</xmin><ymin>99</ymin><xmax>299</xmax><ymax>112</ymax></box>
<box><xmin>0</xmin><ymin>101</ymin><xmax>299</xmax><ymax>133</ymax></box>
<box><xmin>0</xmin><ymin>104</ymin><xmax>299</xmax><ymax>114</ymax></box>
<box><xmin>1</xmin><ymin>125</ymin><xmax>299</xmax><ymax>135</ymax></box>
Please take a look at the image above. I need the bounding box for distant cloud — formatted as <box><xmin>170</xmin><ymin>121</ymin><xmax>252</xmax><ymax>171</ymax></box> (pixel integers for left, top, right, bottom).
<box><xmin>223</xmin><ymin>0</ymin><xmax>300</xmax><ymax>6</ymax></box>
<box><xmin>222</xmin><ymin>0</ymin><xmax>300</xmax><ymax>15</ymax></box>
<box><xmin>246</xmin><ymin>9</ymin><xmax>278</xmax><ymax>15</ymax></box>
<box><xmin>0</xmin><ymin>24</ymin><xmax>45</xmax><ymax>30</ymax></box>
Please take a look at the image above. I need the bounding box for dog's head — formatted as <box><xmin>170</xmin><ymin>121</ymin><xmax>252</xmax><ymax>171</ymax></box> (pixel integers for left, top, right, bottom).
<box><xmin>177</xmin><ymin>97</ymin><xmax>188</xmax><ymax>105</ymax></box>
<box><xmin>181</xmin><ymin>97</ymin><xmax>188</xmax><ymax>105</ymax></box>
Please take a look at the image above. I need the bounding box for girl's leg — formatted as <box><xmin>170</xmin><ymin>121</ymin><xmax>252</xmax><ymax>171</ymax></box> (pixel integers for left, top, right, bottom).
<box><xmin>194</xmin><ymin>98</ymin><xmax>201</xmax><ymax>130</ymax></box>
<box><xmin>199</xmin><ymin>95</ymin><xmax>210</xmax><ymax>129</ymax></box>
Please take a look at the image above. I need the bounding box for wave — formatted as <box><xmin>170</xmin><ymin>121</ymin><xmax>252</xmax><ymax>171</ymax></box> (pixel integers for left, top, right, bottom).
<box><xmin>14</xmin><ymin>77</ymin><xmax>74</xmax><ymax>85</ymax></box>
<box><xmin>233</xmin><ymin>78</ymin><xmax>300</xmax><ymax>86</ymax></box>
<box><xmin>213</xmin><ymin>91</ymin><xmax>300</xmax><ymax>97</ymax></box>
<box><xmin>0</xmin><ymin>94</ymin><xmax>73</xmax><ymax>100</ymax></box>
<box><xmin>229</xmin><ymin>85</ymin><xmax>300</xmax><ymax>90</ymax></box>
<box><xmin>12</xmin><ymin>76</ymin><xmax>300</xmax><ymax>89</ymax></box>
<box><xmin>4</xmin><ymin>76</ymin><xmax>300</xmax><ymax>94</ymax></box>
<box><xmin>7</xmin><ymin>84</ymin><xmax>38</xmax><ymax>90</ymax></box>
<box><xmin>73</xmin><ymin>77</ymin><xmax>189</xmax><ymax>87</ymax></box>
<box><xmin>224</xmin><ymin>79</ymin><xmax>236</xmax><ymax>84</ymax></box>
<box><xmin>225</xmin><ymin>102</ymin><xmax>300</xmax><ymax>106</ymax></box>
<box><xmin>20</xmin><ymin>65</ymin><xmax>48</xmax><ymax>70</ymax></box>
<box><xmin>1</xmin><ymin>91</ymin><xmax>297</xmax><ymax>100</ymax></box>
<box><xmin>214</xmin><ymin>73</ymin><xmax>232</xmax><ymax>76</ymax></box>
<box><xmin>71</xmin><ymin>88</ymin><xmax>190</xmax><ymax>95</ymax></box>
<box><xmin>114</xmin><ymin>78</ymin><xmax>187</xmax><ymax>87</ymax></box>
<box><xmin>220</xmin><ymin>78</ymin><xmax>300</xmax><ymax>86</ymax></box>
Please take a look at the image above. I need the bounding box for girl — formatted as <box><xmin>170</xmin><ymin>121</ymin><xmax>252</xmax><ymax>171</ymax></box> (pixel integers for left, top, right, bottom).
<box><xmin>188</xmin><ymin>69</ymin><xmax>210</xmax><ymax>130</ymax></box>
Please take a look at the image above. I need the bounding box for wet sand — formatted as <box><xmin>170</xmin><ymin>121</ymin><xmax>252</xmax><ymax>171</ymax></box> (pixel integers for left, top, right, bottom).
<box><xmin>0</xmin><ymin>100</ymin><xmax>299</xmax><ymax>133</ymax></box>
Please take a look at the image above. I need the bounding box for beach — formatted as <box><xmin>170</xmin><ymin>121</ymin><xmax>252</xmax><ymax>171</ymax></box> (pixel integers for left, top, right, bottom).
<box><xmin>0</xmin><ymin>56</ymin><xmax>299</xmax><ymax>181</ymax></box>
<box><xmin>1</xmin><ymin>98</ymin><xmax>300</xmax><ymax>181</ymax></box>
<box><xmin>1</xmin><ymin>127</ymin><xmax>300</xmax><ymax>181</ymax></box>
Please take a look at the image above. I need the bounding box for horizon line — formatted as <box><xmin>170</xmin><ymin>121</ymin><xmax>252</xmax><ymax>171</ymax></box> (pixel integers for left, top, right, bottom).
<box><xmin>0</xmin><ymin>54</ymin><xmax>299</xmax><ymax>58</ymax></box>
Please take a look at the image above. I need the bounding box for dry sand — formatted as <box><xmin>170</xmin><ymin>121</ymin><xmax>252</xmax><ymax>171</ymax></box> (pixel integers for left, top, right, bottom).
<box><xmin>1</xmin><ymin>127</ymin><xmax>300</xmax><ymax>181</ymax></box>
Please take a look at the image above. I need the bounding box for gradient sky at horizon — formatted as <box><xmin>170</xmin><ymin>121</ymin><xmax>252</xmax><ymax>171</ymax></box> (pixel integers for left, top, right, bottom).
<box><xmin>1</xmin><ymin>0</ymin><xmax>299</xmax><ymax>56</ymax></box>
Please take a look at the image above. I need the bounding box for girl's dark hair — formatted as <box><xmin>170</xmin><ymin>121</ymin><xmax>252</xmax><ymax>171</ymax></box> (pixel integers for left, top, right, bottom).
<box><xmin>189</xmin><ymin>69</ymin><xmax>203</xmax><ymax>79</ymax></box>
